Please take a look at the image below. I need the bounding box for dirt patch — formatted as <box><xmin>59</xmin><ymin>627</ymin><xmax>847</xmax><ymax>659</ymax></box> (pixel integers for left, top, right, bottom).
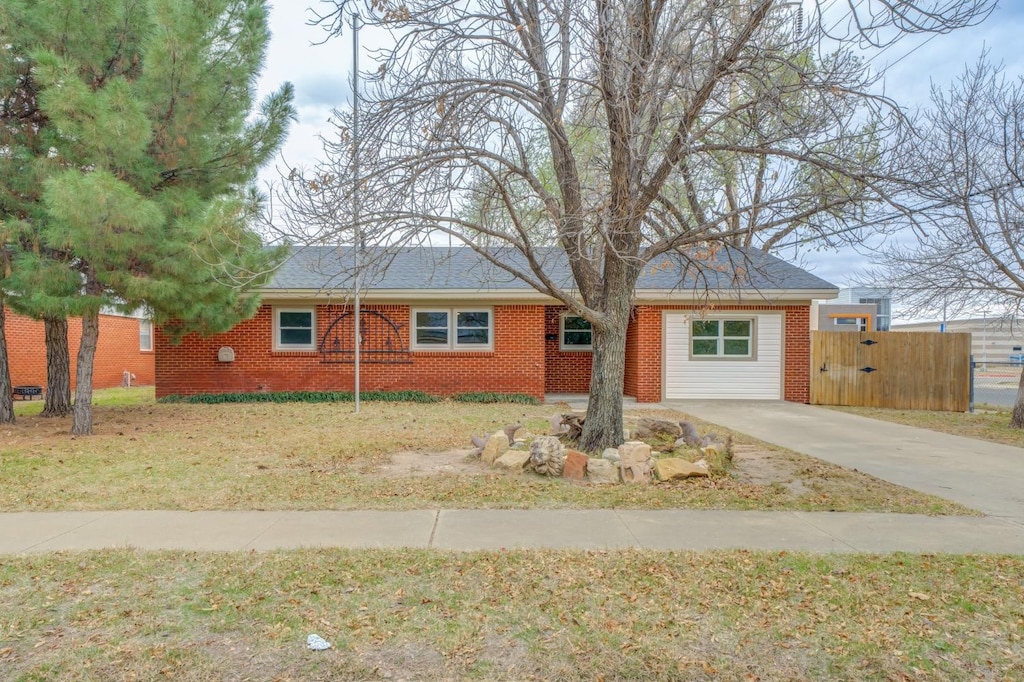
<box><xmin>373</xmin><ymin>448</ymin><xmax>489</xmax><ymax>477</ymax></box>
<box><xmin>730</xmin><ymin>444</ymin><xmax>811</xmax><ymax>496</ymax></box>
<box><xmin>376</xmin><ymin>443</ymin><xmax>812</xmax><ymax>494</ymax></box>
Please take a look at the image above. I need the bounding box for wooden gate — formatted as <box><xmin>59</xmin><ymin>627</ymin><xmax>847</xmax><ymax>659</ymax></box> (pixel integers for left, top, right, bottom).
<box><xmin>810</xmin><ymin>331</ymin><xmax>971</xmax><ymax>411</ymax></box>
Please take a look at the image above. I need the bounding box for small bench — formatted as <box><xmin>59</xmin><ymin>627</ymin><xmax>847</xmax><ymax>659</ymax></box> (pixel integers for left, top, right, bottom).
<box><xmin>12</xmin><ymin>385</ymin><xmax>43</xmax><ymax>401</ymax></box>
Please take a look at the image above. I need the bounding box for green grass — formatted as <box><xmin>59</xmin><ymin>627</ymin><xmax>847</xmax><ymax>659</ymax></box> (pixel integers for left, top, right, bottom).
<box><xmin>159</xmin><ymin>389</ymin><xmax>438</xmax><ymax>404</ymax></box>
<box><xmin>0</xmin><ymin>549</ymin><xmax>1020</xmax><ymax>681</ymax></box>
<box><xmin>451</xmin><ymin>392</ymin><xmax>541</xmax><ymax>405</ymax></box>
<box><xmin>12</xmin><ymin>386</ymin><xmax>155</xmax><ymax>417</ymax></box>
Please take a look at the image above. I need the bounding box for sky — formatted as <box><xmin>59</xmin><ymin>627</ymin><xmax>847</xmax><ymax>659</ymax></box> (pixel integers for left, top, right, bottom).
<box><xmin>254</xmin><ymin>1</ymin><xmax>1024</xmax><ymax>303</ymax></box>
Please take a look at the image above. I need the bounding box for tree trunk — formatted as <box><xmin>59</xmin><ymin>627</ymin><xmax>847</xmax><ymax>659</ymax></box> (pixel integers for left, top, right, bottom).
<box><xmin>41</xmin><ymin>316</ymin><xmax>72</xmax><ymax>417</ymax></box>
<box><xmin>1010</xmin><ymin>368</ymin><xmax>1024</xmax><ymax>429</ymax></box>
<box><xmin>578</xmin><ymin>298</ymin><xmax>631</xmax><ymax>452</ymax></box>
<box><xmin>71</xmin><ymin>309</ymin><xmax>99</xmax><ymax>436</ymax></box>
<box><xmin>0</xmin><ymin>303</ymin><xmax>14</xmax><ymax>425</ymax></box>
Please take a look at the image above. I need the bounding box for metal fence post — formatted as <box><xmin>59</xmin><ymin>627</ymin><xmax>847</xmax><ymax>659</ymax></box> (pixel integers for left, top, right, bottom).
<box><xmin>969</xmin><ymin>354</ymin><xmax>975</xmax><ymax>413</ymax></box>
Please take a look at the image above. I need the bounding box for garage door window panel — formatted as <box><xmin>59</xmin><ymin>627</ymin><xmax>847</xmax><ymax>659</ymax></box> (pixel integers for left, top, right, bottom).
<box><xmin>691</xmin><ymin>318</ymin><xmax>754</xmax><ymax>359</ymax></box>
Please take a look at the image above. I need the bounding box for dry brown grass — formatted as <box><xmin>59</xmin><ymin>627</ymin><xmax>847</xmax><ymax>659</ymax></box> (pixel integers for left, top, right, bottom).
<box><xmin>1</xmin><ymin>549</ymin><xmax>1020</xmax><ymax>681</ymax></box>
<box><xmin>0</xmin><ymin>388</ymin><xmax>970</xmax><ymax>514</ymax></box>
<box><xmin>830</xmin><ymin>405</ymin><xmax>1024</xmax><ymax>449</ymax></box>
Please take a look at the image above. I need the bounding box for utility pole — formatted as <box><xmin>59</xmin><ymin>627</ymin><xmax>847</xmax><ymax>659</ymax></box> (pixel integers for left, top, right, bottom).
<box><xmin>352</xmin><ymin>11</ymin><xmax>361</xmax><ymax>413</ymax></box>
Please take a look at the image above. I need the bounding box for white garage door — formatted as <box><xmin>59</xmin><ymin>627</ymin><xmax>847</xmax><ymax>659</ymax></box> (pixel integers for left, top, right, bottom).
<box><xmin>664</xmin><ymin>312</ymin><xmax>783</xmax><ymax>400</ymax></box>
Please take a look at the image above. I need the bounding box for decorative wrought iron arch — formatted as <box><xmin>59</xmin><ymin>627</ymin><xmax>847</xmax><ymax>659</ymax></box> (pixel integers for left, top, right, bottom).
<box><xmin>318</xmin><ymin>310</ymin><xmax>412</xmax><ymax>364</ymax></box>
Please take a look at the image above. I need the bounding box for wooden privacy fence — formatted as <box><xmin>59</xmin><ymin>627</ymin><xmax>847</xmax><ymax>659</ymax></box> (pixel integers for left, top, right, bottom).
<box><xmin>810</xmin><ymin>331</ymin><xmax>971</xmax><ymax>411</ymax></box>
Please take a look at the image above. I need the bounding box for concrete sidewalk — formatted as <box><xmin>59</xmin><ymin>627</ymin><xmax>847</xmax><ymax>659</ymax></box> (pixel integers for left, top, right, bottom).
<box><xmin>3</xmin><ymin>509</ymin><xmax>1024</xmax><ymax>554</ymax></box>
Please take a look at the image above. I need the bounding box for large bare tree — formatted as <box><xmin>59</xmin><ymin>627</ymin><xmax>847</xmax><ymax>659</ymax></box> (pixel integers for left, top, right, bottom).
<box><xmin>306</xmin><ymin>0</ymin><xmax>992</xmax><ymax>451</ymax></box>
<box><xmin>870</xmin><ymin>57</ymin><xmax>1024</xmax><ymax>427</ymax></box>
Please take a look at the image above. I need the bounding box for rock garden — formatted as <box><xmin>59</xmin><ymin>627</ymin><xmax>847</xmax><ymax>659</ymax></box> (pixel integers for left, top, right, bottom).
<box><xmin>470</xmin><ymin>414</ymin><xmax>733</xmax><ymax>485</ymax></box>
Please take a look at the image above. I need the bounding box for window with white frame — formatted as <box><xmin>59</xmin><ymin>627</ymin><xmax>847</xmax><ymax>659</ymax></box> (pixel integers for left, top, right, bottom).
<box><xmin>691</xmin><ymin>318</ymin><xmax>753</xmax><ymax>358</ymax></box>
<box><xmin>560</xmin><ymin>314</ymin><xmax>593</xmax><ymax>350</ymax></box>
<box><xmin>275</xmin><ymin>308</ymin><xmax>315</xmax><ymax>350</ymax></box>
<box><xmin>412</xmin><ymin>308</ymin><xmax>492</xmax><ymax>350</ymax></box>
<box><xmin>139</xmin><ymin>319</ymin><xmax>153</xmax><ymax>351</ymax></box>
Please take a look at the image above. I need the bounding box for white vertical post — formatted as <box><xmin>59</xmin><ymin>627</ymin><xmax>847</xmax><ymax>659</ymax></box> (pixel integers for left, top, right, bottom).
<box><xmin>982</xmin><ymin>310</ymin><xmax>988</xmax><ymax>367</ymax></box>
<box><xmin>352</xmin><ymin>12</ymin><xmax>361</xmax><ymax>413</ymax></box>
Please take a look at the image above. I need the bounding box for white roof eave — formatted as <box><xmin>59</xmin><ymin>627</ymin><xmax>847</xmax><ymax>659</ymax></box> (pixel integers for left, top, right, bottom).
<box><xmin>259</xmin><ymin>287</ymin><xmax>837</xmax><ymax>304</ymax></box>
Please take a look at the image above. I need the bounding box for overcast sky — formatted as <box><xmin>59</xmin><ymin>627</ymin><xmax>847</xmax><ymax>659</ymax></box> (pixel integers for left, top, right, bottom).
<box><xmin>254</xmin><ymin>1</ymin><xmax>1024</xmax><ymax>299</ymax></box>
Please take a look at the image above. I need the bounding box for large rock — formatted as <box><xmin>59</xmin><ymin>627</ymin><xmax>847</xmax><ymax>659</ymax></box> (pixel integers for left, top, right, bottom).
<box><xmin>494</xmin><ymin>450</ymin><xmax>532</xmax><ymax>472</ymax></box>
<box><xmin>654</xmin><ymin>458</ymin><xmax>709</xmax><ymax>481</ymax></box>
<box><xmin>619</xmin><ymin>441</ymin><xmax>653</xmax><ymax>484</ymax></box>
<box><xmin>586</xmin><ymin>458</ymin><xmax>620</xmax><ymax>484</ymax></box>
<box><xmin>530</xmin><ymin>436</ymin><xmax>565</xmax><ymax>476</ymax></box>
<box><xmin>481</xmin><ymin>431</ymin><xmax>510</xmax><ymax>465</ymax></box>
<box><xmin>633</xmin><ymin>417</ymin><xmax>684</xmax><ymax>440</ymax></box>
<box><xmin>618</xmin><ymin>441</ymin><xmax>652</xmax><ymax>464</ymax></box>
<box><xmin>601</xmin><ymin>448</ymin><xmax>621</xmax><ymax>463</ymax></box>
<box><xmin>562</xmin><ymin>449</ymin><xmax>588</xmax><ymax>481</ymax></box>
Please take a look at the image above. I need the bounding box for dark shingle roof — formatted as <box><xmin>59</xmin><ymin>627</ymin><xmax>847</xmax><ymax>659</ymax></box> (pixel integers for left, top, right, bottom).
<box><xmin>267</xmin><ymin>245</ymin><xmax>836</xmax><ymax>296</ymax></box>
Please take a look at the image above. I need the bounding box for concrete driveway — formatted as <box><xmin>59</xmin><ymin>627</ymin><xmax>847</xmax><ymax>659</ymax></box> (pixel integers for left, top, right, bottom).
<box><xmin>665</xmin><ymin>400</ymin><xmax>1024</xmax><ymax>523</ymax></box>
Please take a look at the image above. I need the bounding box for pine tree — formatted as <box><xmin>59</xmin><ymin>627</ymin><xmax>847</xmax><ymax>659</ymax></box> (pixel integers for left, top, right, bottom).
<box><xmin>0</xmin><ymin>0</ymin><xmax>293</xmax><ymax>434</ymax></box>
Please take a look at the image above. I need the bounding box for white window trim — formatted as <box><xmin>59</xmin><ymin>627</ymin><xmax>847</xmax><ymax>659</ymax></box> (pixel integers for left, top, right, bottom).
<box><xmin>139</xmin><ymin>319</ymin><xmax>153</xmax><ymax>352</ymax></box>
<box><xmin>559</xmin><ymin>313</ymin><xmax>593</xmax><ymax>351</ymax></box>
<box><xmin>411</xmin><ymin>307</ymin><xmax>494</xmax><ymax>351</ymax></box>
<box><xmin>274</xmin><ymin>307</ymin><xmax>316</xmax><ymax>351</ymax></box>
<box><xmin>690</xmin><ymin>317</ymin><xmax>756</xmax><ymax>360</ymax></box>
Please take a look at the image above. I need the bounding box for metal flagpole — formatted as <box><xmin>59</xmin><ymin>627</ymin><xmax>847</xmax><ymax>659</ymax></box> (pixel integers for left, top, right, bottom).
<box><xmin>352</xmin><ymin>11</ymin><xmax>361</xmax><ymax>413</ymax></box>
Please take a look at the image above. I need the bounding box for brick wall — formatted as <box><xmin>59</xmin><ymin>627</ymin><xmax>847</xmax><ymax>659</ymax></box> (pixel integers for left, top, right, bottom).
<box><xmin>783</xmin><ymin>306</ymin><xmax>811</xmax><ymax>403</ymax></box>
<box><xmin>4</xmin><ymin>306</ymin><xmax>155</xmax><ymax>390</ymax></box>
<box><xmin>155</xmin><ymin>303</ymin><xmax>547</xmax><ymax>401</ymax></box>
<box><xmin>624</xmin><ymin>306</ymin><xmax>664</xmax><ymax>401</ymax></box>
<box><xmin>543</xmin><ymin>306</ymin><xmax>593</xmax><ymax>393</ymax></box>
<box><xmin>154</xmin><ymin>301</ymin><xmax>814</xmax><ymax>403</ymax></box>
<box><xmin>625</xmin><ymin>304</ymin><xmax>812</xmax><ymax>403</ymax></box>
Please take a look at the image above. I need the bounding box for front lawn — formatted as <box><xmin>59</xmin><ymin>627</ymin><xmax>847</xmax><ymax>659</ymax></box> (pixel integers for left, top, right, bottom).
<box><xmin>0</xmin><ymin>549</ymin><xmax>1019</xmax><ymax>681</ymax></box>
<box><xmin>0</xmin><ymin>387</ymin><xmax>969</xmax><ymax>514</ymax></box>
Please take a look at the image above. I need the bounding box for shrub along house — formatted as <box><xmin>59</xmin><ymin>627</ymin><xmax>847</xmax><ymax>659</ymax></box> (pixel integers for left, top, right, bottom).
<box><xmin>154</xmin><ymin>246</ymin><xmax>837</xmax><ymax>403</ymax></box>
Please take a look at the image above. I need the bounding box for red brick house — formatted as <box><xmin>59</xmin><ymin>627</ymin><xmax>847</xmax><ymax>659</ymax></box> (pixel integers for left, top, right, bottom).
<box><xmin>5</xmin><ymin>307</ymin><xmax>155</xmax><ymax>391</ymax></box>
<box><xmin>155</xmin><ymin>247</ymin><xmax>837</xmax><ymax>403</ymax></box>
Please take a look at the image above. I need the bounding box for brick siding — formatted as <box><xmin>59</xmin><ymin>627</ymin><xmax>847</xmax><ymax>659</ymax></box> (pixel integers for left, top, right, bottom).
<box><xmin>4</xmin><ymin>306</ymin><xmax>155</xmax><ymax>390</ymax></box>
<box><xmin>155</xmin><ymin>304</ymin><xmax>547</xmax><ymax>401</ymax></box>
<box><xmin>543</xmin><ymin>306</ymin><xmax>593</xmax><ymax>393</ymax></box>
<box><xmin>154</xmin><ymin>301</ymin><xmax>813</xmax><ymax>404</ymax></box>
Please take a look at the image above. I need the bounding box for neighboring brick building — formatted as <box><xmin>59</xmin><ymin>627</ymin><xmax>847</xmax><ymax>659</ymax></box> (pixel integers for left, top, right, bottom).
<box><xmin>5</xmin><ymin>307</ymin><xmax>155</xmax><ymax>391</ymax></box>
<box><xmin>155</xmin><ymin>247</ymin><xmax>837</xmax><ymax>403</ymax></box>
